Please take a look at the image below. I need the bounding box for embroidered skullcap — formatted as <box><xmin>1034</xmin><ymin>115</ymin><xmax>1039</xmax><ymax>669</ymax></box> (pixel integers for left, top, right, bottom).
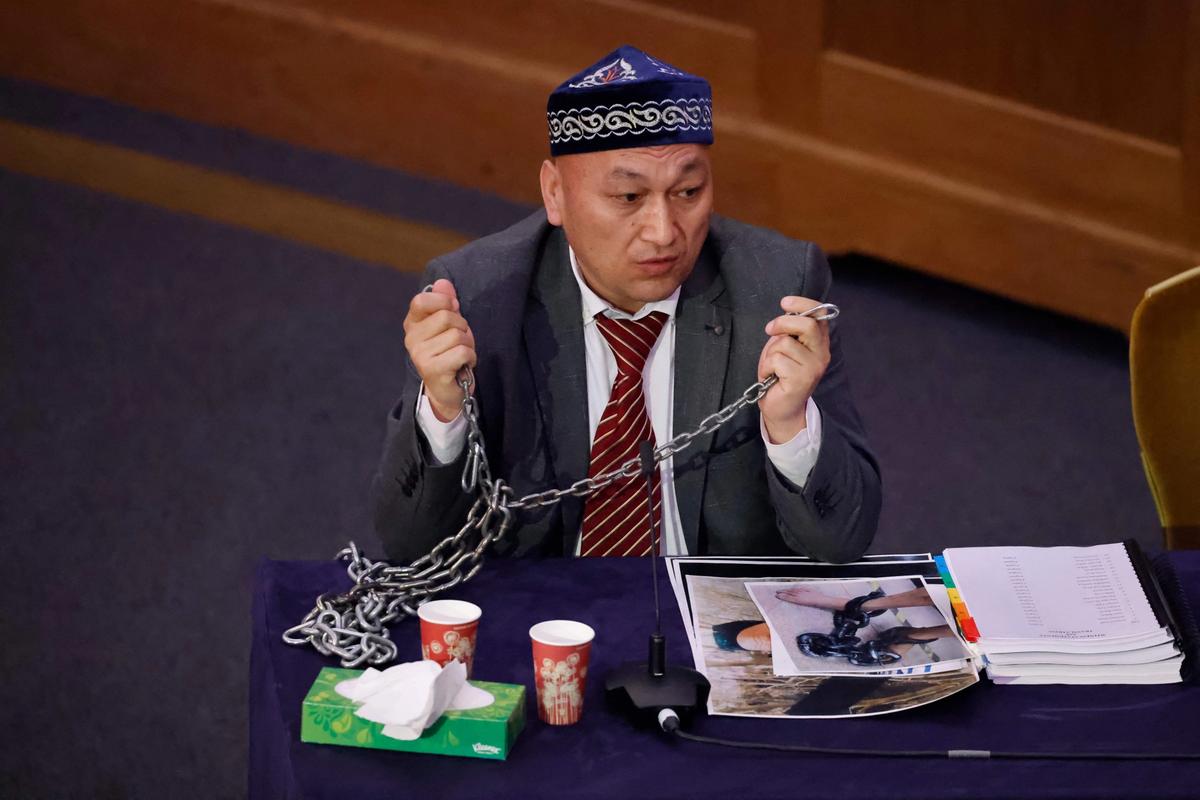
<box><xmin>547</xmin><ymin>45</ymin><xmax>713</xmax><ymax>156</ymax></box>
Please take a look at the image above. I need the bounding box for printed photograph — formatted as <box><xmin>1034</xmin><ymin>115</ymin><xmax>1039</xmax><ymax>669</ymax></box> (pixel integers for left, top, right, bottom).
<box><xmin>745</xmin><ymin>577</ymin><xmax>969</xmax><ymax>676</ymax></box>
<box><xmin>687</xmin><ymin>574</ymin><xmax>977</xmax><ymax>718</ymax></box>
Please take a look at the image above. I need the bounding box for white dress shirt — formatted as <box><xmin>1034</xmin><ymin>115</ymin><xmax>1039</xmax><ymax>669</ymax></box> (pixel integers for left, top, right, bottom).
<box><xmin>416</xmin><ymin>247</ymin><xmax>823</xmax><ymax>555</ymax></box>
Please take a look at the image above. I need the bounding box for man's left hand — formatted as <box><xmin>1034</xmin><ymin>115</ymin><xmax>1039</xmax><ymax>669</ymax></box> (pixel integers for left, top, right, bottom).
<box><xmin>757</xmin><ymin>295</ymin><xmax>831</xmax><ymax>444</ymax></box>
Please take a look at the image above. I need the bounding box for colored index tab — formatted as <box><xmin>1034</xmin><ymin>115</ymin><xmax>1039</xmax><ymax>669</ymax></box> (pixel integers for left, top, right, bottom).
<box><xmin>934</xmin><ymin>555</ymin><xmax>955</xmax><ymax>587</ymax></box>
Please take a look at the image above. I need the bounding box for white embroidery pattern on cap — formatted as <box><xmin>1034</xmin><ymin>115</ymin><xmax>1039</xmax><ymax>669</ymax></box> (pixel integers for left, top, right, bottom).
<box><xmin>568</xmin><ymin>57</ymin><xmax>638</xmax><ymax>89</ymax></box>
<box><xmin>548</xmin><ymin>98</ymin><xmax>712</xmax><ymax>144</ymax></box>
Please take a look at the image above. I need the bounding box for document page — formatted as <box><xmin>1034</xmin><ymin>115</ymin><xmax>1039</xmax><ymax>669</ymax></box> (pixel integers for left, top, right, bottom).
<box><xmin>944</xmin><ymin>544</ymin><xmax>1159</xmax><ymax>642</ymax></box>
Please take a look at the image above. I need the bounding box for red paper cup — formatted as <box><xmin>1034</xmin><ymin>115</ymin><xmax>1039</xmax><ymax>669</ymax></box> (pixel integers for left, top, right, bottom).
<box><xmin>418</xmin><ymin>599</ymin><xmax>481</xmax><ymax>677</ymax></box>
<box><xmin>529</xmin><ymin>620</ymin><xmax>595</xmax><ymax>725</ymax></box>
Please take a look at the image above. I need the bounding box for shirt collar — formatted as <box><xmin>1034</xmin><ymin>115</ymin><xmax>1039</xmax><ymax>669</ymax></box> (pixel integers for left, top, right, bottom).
<box><xmin>568</xmin><ymin>245</ymin><xmax>680</xmax><ymax>324</ymax></box>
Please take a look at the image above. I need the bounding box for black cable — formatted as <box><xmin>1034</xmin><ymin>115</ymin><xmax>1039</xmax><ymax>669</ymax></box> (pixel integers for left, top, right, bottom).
<box><xmin>657</xmin><ymin>711</ymin><xmax>1200</xmax><ymax>761</ymax></box>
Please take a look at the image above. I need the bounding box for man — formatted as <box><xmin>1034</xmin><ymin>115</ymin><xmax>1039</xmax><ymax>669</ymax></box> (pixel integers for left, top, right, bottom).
<box><xmin>373</xmin><ymin>46</ymin><xmax>880</xmax><ymax>563</ymax></box>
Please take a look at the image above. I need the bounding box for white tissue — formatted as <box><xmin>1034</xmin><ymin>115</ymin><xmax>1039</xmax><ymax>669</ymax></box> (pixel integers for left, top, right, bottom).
<box><xmin>334</xmin><ymin>660</ymin><xmax>494</xmax><ymax>741</ymax></box>
<box><xmin>429</xmin><ymin>660</ymin><xmax>468</xmax><ymax>721</ymax></box>
<box><xmin>334</xmin><ymin>661</ymin><xmax>437</xmax><ymax>703</ymax></box>
<box><xmin>449</xmin><ymin>682</ymin><xmax>495</xmax><ymax>711</ymax></box>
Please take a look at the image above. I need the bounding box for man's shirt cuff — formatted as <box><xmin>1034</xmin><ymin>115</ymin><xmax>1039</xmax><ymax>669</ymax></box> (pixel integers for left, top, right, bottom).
<box><xmin>760</xmin><ymin>398</ymin><xmax>822</xmax><ymax>489</ymax></box>
<box><xmin>416</xmin><ymin>384</ymin><xmax>468</xmax><ymax>466</ymax></box>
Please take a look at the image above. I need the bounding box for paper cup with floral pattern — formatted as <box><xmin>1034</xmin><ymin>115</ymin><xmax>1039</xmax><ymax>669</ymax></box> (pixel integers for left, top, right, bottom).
<box><xmin>529</xmin><ymin>620</ymin><xmax>595</xmax><ymax>725</ymax></box>
<box><xmin>418</xmin><ymin>599</ymin><xmax>482</xmax><ymax>677</ymax></box>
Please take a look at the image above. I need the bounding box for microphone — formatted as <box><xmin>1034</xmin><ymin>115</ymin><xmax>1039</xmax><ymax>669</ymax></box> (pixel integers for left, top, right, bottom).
<box><xmin>603</xmin><ymin>441</ymin><xmax>710</xmax><ymax>729</ymax></box>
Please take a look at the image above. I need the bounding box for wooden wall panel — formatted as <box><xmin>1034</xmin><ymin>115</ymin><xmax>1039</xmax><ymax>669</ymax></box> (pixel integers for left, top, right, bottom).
<box><xmin>1</xmin><ymin>0</ymin><xmax>1197</xmax><ymax>330</ymax></box>
<box><xmin>0</xmin><ymin>0</ymin><xmax>554</xmax><ymax>199</ymax></box>
<box><xmin>653</xmin><ymin>0</ymin><xmax>824</xmax><ymax>130</ymax></box>
<box><xmin>819</xmin><ymin>52</ymin><xmax>1191</xmax><ymax>247</ymax></box>
<box><xmin>826</xmin><ymin>0</ymin><xmax>1189</xmax><ymax>146</ymax></box>
<box><xmin>1184</xmin><ymin>1</ymin><xmax>1200</xmax><ymax>222</ymax></box>
<box><xmin>271</xmin><ymin>0</ymin><xmax>763</xmax><ymax>117</ymax></box>
<box><xmin>719</xmin><ymin>115</ymin><xmax>1187</xmax><ymax>330</ymax></box>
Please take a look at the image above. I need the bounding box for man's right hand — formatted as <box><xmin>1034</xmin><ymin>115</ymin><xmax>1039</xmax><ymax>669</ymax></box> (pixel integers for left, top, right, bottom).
<box><xmin>403</xmin><ymin>278</ymin><xmax>476</xmax><ymax>422</ymax></box>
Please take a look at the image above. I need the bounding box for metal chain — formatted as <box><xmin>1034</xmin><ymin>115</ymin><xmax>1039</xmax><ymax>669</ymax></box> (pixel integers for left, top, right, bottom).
<box><xmin>283</xmin><ymin>302</ymin><xmax>839</xmax><ymax>667</ymax></box>
<box><xmin>504</xmin><ymin>374</ymin><xmax>777</xmax><ymax>510</ymax></box>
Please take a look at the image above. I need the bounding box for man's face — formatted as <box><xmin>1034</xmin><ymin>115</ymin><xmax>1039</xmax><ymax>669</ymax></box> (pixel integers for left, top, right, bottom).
<box><xmin>540</xmin><ymin>144</ymin><xmax>713</xmax><ymax>313</ymax></box>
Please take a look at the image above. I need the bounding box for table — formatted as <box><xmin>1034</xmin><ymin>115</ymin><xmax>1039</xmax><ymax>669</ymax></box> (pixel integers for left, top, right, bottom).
<box><xmin>250</xmin><ymin>553</ymin><xmax>1200</xmax><ymax>799</ymax></box>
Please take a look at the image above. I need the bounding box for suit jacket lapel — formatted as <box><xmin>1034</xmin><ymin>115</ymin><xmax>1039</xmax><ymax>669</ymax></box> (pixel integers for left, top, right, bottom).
<box><xmin>523</xmin><ymin>228</ymin><xmax>589</xmax><ymax>551</ymax></box>
<box><xmin>671</xmin><ymin>240</ymin><xmax>731</xmax><ymax>555</ymax></box>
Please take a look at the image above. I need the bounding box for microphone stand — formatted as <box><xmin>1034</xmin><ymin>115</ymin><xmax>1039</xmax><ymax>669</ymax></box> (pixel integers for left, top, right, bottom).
<box><xmin>604</xmin><ymin>442</ymin><xmax>710</xmax><ymax>728</ymax></box>
<box><xmin>648</xmin><ymin>441</ymin><xmax>665</xmax><ymax>678</ymax></box>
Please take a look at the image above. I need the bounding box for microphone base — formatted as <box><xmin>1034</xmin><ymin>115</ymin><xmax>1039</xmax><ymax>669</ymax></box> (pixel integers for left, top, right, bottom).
<box><xmin>604</xmin><ymin>661</ymin><xmax>711</xmax><ymax>729</ymax></box>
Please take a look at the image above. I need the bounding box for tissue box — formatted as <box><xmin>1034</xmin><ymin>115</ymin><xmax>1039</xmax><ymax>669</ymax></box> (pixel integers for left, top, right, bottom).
<box><xmin>301</xmin><ymin>667</ymin><xmax>525</xmax><ymax>760</ymax></box>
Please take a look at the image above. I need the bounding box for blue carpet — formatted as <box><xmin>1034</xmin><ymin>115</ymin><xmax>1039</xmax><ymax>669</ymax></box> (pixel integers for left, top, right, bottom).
<box><xmin>0</xmin><ymin>168</ymin><xmax>423</xmax><ymax>798</ymax></box>
<box><xmin>0</xmin><ymin>79</ymin><xmax>1158</xmax><ymax>799</ymax></box>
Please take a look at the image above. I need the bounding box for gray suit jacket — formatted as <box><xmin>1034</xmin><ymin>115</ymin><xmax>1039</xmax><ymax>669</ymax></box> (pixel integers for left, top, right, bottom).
<box><xmin>372</xmin><ymin>211</ymin><xmax>880</xmax><ymax>562</ymax></box>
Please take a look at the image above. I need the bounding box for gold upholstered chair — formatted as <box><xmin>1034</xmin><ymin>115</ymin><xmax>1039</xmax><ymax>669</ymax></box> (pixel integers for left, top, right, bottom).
<box><xmin>1130</xmin><ymin>265</ymin><xmax>1200</xmax><ymax>549</ymax></box>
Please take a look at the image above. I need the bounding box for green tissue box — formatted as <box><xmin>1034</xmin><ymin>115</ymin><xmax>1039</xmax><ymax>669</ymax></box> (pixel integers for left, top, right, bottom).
<box><xmin>301</xmin><ymin>667</ymin><xmax>526</xmax><ymax>760</ymax></box>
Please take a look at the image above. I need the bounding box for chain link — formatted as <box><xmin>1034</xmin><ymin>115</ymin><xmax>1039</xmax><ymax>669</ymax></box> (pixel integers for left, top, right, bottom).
<box><xmin>284</xmin><ymin>301</ymin><xmax>838</xmax><ymax>666</ymax></box>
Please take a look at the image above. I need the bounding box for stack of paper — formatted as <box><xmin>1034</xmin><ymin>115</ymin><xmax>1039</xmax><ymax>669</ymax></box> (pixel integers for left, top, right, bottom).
<box><xmin>938</xmin><ymin>542</ymin><xmax>1185</xmax><ymax>685</ymax></box>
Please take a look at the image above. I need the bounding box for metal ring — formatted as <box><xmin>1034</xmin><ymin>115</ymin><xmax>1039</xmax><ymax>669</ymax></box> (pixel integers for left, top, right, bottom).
<box><xmin>790</xmin><ymin>301</ymin><xmax>840</xmax><ymax>322</ymax></box>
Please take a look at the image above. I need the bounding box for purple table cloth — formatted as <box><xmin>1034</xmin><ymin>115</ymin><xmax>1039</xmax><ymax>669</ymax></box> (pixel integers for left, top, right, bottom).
<box><xmin>250</xmin><ymin>553</ymin><xmax>1200</xmax><ymax>800</ymax></box>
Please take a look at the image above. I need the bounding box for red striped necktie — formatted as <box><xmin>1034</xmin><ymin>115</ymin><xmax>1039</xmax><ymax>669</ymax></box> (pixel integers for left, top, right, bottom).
<box><xmin>579</xmin><ymin>311</ymin><xmax>669</xmax><ymax>557</ymax></box>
